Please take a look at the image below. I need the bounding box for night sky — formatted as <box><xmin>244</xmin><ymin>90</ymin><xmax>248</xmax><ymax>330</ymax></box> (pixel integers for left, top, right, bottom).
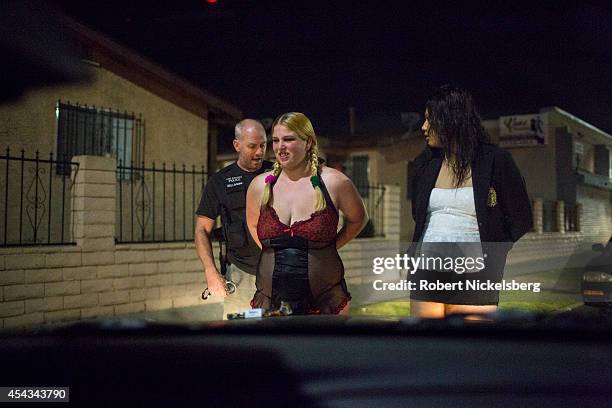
<box><xmin>55</xmin><ymin>0</ymin><xmax>612</xmax><ymax>137</ymax></box>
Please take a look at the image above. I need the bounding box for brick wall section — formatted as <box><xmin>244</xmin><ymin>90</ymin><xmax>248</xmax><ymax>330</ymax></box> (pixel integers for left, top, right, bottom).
<box><xmin>340</xmin><ymin>238</ymin><xmax>402</xmax><ymax>286</ymax></box>
<box><xmin>532</xmin><ymin>199</ymin><xmax>544</xmax><ymax>234</ymax></box>
<box><xmin>0</xmin><ymin>156</ymin><xmax>213</xmax><ymax>330</ymax></box>
<box><xmin>508</xmin><ymin>232</ymin><xmax>585</xmax><ymax>265</ymax></box>
<box><xmin>556</xmin><ymin>201</ymin><xmax>565</xmax><ymax>234</ymax></box>
<box><xmin>0</xmin><ymin>238</ymin><xmax>209</xmax><ymax>330</ymax></box>
<box><xmin>577</xmin><ymin>185</ymin><xmax>612</xmax><ymax>243</ymax></box>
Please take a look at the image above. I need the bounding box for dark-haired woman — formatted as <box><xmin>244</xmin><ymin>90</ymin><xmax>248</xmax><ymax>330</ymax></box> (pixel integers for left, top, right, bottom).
<box><xmin>408</xmin><ymin>86</ymin><xmax>532</xmax><ymax>318</ymax></box>
<box><xmin>246</xmin><ymin>112</ymin><xmax>367</xmax><ymax>315</ymax></box>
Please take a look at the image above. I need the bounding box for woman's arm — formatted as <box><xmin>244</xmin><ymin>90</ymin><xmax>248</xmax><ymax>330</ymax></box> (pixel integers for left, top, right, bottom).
<box><xmin>246</xmin><ymin>174</ymin><xmax>265</xmax><ymax>249</ymax></box>
<box><xmin>323</xmin><ymin>168</ymin><xmax>368</xmax><ymax>249</ymax></box>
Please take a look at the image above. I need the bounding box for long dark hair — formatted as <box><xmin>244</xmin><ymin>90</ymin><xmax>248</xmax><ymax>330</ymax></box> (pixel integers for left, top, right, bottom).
<box><xmin>426</xmin><ymin>85</ymin><xmax>490</xmax><ymax>187</ymax></box>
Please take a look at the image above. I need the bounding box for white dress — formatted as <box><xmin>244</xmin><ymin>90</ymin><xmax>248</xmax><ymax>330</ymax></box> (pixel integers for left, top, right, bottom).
<box><xmin>417</xmin><ymin>187</ymin><xmax>484</xmax><ymax>273</ymax></box>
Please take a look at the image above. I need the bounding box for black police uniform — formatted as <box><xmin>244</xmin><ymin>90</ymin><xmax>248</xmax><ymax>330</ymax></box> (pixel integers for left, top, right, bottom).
<box><xmin>196</xmin><ymin>160</ymin><xmax>273</xmax><ymax>274</ymax></box>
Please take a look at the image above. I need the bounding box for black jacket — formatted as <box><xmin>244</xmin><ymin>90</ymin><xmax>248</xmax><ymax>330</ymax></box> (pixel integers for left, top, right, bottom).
<box><xmin>410</xmin><ymin>143</ymin><xmax>532</xmax><ymax>256</ymax></box>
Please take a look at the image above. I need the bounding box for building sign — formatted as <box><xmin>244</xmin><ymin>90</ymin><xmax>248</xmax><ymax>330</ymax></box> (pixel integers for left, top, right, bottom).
<box><xmin>573</xmin><ymin>141</ymin><xmax>584</xmax><ymax>155</ymax></box>
<box><xmin>499</xmin><ymin>113</ymin><xmax>548</xmax><ymax>147</ymax></box>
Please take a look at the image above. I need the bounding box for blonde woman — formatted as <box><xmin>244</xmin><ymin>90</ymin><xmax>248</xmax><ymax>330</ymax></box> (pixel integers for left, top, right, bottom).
<box><xmin>246</xmin><ymin>112</ymin><xmax>367</xmax><ymax>315</ymax></box>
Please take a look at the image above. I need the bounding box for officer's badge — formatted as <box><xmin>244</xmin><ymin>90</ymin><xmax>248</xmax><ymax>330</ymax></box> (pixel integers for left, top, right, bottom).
<box><xmin>487</xmin><ymin>187</ymin><xmax>498</xmax><ymax>207</ymax></box>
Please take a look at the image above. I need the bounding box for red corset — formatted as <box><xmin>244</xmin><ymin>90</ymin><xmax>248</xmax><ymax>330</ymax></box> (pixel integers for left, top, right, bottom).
<box><xmin>257</xmin><ymin>205</ymin><xmax>338</xmax><ymax>243</ymax></box>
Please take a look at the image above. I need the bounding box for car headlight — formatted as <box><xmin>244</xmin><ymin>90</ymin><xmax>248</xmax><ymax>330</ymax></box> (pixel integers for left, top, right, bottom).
<box><xmin>583</xmin><ymin>271</ymin><xmax>612</xmax><ymax>282</ymax></box>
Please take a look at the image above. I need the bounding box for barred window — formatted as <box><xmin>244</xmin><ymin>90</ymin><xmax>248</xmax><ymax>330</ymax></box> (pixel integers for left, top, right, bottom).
<box><xmin>343</xmin><ymin>155</ymin><xmax>370</xmax><ymax>197</ymax></box>
<box><xmin>55</xmin><ymin>101</ymin><xmax>143</xmax><ymax>178</ymax></box>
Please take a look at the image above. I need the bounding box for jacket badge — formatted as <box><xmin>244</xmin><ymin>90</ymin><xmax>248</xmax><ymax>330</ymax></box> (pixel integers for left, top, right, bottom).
<box><xmin>487</xmin><ymin>187</ymin><xmax>498</xmax><ymax>207</ymax></box>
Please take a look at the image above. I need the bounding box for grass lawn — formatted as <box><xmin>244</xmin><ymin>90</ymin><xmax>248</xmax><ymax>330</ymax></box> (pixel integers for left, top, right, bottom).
<box><xmin>351</xmin><ymin>268</ymin><xmax>584</xmax><ymax>316</ymax></box>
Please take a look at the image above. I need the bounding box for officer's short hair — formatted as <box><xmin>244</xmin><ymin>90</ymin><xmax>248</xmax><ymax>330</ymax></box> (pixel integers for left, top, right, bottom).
<box><xmin>235</xmin><ymin>119</ymin><xmax>266</xmax><ymax>140</ymax></box>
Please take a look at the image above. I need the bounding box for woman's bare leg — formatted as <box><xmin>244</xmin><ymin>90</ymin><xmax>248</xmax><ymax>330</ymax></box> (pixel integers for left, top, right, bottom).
<box><xmin>338</xmin><ymin>301</ymin><xmax>351</xmax><ymax>315</ymax></box>
<box><xmin>445</xmin><ymin>304</ymin><xmax>497</xmax><ymax>320</ymax></box>
<box><xmin>410</xmin><ymin>300</ymin><xmax>445</xmax><ymax>318</ymax></box>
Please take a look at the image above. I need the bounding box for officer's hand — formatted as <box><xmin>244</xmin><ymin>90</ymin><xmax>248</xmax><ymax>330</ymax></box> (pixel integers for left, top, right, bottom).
<box><xmin>205</xmin><ymin>269</ymin><xmax>228</xmax><ymax>298</ymax></box>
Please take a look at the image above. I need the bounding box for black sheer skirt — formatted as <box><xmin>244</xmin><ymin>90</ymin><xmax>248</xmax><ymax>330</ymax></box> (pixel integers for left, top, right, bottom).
<box><xmin>251</xmin><ymin>236</ymin><xmax>351</xmax><ymax>314</ymax></box>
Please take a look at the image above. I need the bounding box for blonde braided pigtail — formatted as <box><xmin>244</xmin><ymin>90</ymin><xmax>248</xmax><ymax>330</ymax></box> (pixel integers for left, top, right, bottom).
<box><xmin>309</xmin><ymin>144</ymin><xmax>326</xmax><ymax>211</ymax></box>
<box><xmin>260</xmin><ymin>161</ymin><xmax>282</xmax><ymax>207</ymax></box>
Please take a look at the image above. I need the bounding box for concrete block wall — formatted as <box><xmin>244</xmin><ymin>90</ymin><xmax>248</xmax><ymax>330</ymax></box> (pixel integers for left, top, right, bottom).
<box><xmin>531</xmin><ymin>189</ymin><xmax>610</xmax><ymax>239</ymax></box>
<box><xmin>341</xmin><ymin>238</ymin><xmax>402</xmax><ymax>287</ymax></box>
<box><xmin>503</xmin><ymin>230</ymin><xmax>611</xmax><ymax>279</ymax></box>
<box><xmin>0</xmin><ymin>242</ymin><xmax>206</xmax><ymax>329</ymax></box>
<box><xmin>0</xmin><ymin>156</ymin><xmax>211</xmax><ymax>330</ymax></box>
<box><xmin>532</xmin><ymin>198</ymin><xmax>544</xmax><ymax>234</ymax></box>
<box><xmin>577</xmin><ymin>185</ymin><xmax>612</xmax><ymax>243</ymax></box>
<box><xmin>507</xmin><ymin>232</ymin><xmax>585</xmax><ymax>265</ymax></box>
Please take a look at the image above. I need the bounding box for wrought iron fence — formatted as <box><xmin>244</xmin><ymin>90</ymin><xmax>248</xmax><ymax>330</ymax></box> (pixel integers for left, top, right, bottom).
<box><xmin>1</xmin><ymin>148</ymin><xmax>78</xmax><ymax>247</ymax></box>
<box><xmin>115</xmin><ymin>161</ymin><xmax>207</xmax><ymax>243</ymax></box>
<box><xmin>356</xmin><ymin>184</ymin><xmax>386</xmax><ymax>238</ymax></box>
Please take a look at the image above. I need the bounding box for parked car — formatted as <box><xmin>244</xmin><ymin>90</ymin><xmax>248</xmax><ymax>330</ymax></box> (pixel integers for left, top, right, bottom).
<box><xmin>582</xmin><ymin>236</ymin><xmax>612</xmax><ymax>308</ymax></box>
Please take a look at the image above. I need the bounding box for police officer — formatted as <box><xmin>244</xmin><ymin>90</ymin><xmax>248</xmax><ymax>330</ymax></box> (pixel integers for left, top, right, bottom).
<box><xmin>195</xmin><ymin>119</ymin><xmax>272</xmax><ymax>318</ymax></box>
